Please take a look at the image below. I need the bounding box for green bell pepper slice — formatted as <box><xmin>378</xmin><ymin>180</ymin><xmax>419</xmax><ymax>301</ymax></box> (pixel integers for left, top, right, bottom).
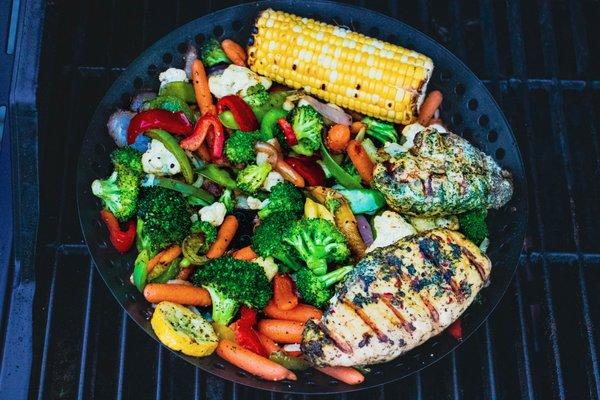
<box><xmin>133</xmin><ymin>250</ymin><xmax>150</xmax><ymax>292</ymax></box>
<box><xmin>142</xmin><ymin>95</ymin><xmax>195</xmax><ymax>123</ymax></box>
<box><xmin>337</xmin><ymin>188</ymin><xmax>386</xmax><ymax>214</ymax></box>
<box><xmin>197</xmin><ymin>164</ymin><xmax>237</xmax><ymax>190</ymax></box>
<box><xmin>150</xmin><ymin>176</ymin><xmax>214</xmax><ymax>205</ymax></box>
<box><xmin>145</xmin><ymin>129</ymin><xmax>194</xmax><ymax>184</ymax></box>
<box><xmin>219</xmin><ymin>91</ymin><xmax>295</xmax><ymax>129</ymax></box>
<box><xmin>260</xmin><ymin>108</ymin><xmax>289</xmax><ymax>139</ymax></box>
<box><xmin>320</xmin><ymin>143</ymin><xmax>362</xmax><ymax>189</ymax></box>
<box><xmin>158</xmin><ymin>81</ymin><xmax>196</xmax><ymax>103</ymax></box>
<box><xmin>148</xmin><ymin>258</ymin><xmax>181</xmax><ymax>284</ymax></box>
<box><xmin>269</xmin><ymin>352</ymin><xmax>311</xmax><ymax>371</ymax></box>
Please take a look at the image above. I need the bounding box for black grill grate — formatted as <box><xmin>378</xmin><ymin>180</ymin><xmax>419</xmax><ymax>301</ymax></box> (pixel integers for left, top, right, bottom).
<box><xmin>1</xmin><ymin>0</ymin><xmax>596</xmax><ymax>399</ymax></box>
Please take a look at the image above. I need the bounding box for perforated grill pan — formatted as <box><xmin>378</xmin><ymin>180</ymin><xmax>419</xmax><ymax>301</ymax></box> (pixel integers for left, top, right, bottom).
<box><xmin>76</xmin><ymin>0</ymin><xmax>527</xmax><ymax>394</ymax></box>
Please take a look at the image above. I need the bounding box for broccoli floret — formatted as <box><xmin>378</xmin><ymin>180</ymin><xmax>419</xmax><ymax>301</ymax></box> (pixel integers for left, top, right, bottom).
<box><xmin>458</xmin><ymin>209</ymin><xmax>488</xmax><ymax>244</ymax></box>
<box><xmin>92</xmin><ymin>148</ymin><xmax>143</xmax><ymax>221</ymax></box>
<box><xmin>92</xmin><ymin>170</ymin><xmax>139</xmax><ymax>221</ymax></box>
<box><xmin>191</xmin><ymin>256</ymin><xmax>272</xmax><ymax>325</ymax></box>
<box><xmin>242</xmin><ymin>84</ymin><xmax>269</xmax><ymax>108</ymax></box>
<box><xmin>283</xmin><ymin>218</ymin><xmax>350</xmax><ymax>276</ymax></box>
<box><xmin>110</xmin><ymin>147</ymin><xmax>144</xmax><ymax>176</ymax></box>
<box><xmin>252</xmin><ymin>212</ymin><xmax>303</xmax><ymax>272</ymax></box>
<box><xmin>236</xmin><ymin>163</ymin><xmax>272</xmax><ymax>194</ymax></box>
<box><xmin>191</xmin><ymin>220</ymin><xmax>218</xmax><ymax>253</ymax></box>
<box><xmin>294</xmin><ymin>266</ymin><xmax>353</xmax><ymax>308</ymax></box>
<box><xmin>225</xmin><ymin>130</ymin><xmax>261</xmax><ymax>164</ymax></box>
<box><xmin>257</xmin><ymin>181</ymin><xmax>305</xmax><ymax>220</ymax></box>
<box><xmin>199</xmin><ymin>37</ymin><xmax>230</xmax><ymax>68</ymax></box>
<box><xmin>362</xmin><ymin>116</ymin><xmax>398</xmax><ymax>144</ymax></box>
<box><xmin>218</xmin><ymin>189</ymin><xmax>235</xmax><ymax>212</ymax></box>
<box><xmin>137</xmin><ymin>187</ymin><xmax>192</xmax><ymax>253</ymax></box>
<box><xmin>289</xmin><ymin>105</ymin><xmax>324</xmax><ymax>156</ymax></box>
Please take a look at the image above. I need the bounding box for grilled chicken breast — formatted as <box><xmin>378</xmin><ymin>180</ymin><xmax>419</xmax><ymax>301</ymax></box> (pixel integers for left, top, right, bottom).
<box><xmin>301</xmin><ymin>229</ymin><xmax>491</xmax><ymax>366</ymax></box>
<box><xmin>371</xmin><ymin>128</ymin><xmax>513</xmax><ymax>216</ymax></box>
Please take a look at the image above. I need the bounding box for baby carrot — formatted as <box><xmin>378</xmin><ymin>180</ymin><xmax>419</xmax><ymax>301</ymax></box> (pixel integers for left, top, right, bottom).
<box><xmin>192</xmin><ymin>59</ymin><xmax>215</xmax><ymax>115</ymax></box>
<box><xmin>264</xmin><ymin>300</ymin><xmax>323</xmax><ymax>323</ymax></box>
<box><xmin>221</xmin><ymin>39</ymin><xmax>247</xmax><ymax>66</ymax></box>
<box><xmin>206</xmin><ymin>215</ymin><xmax>238</xmax><ymax>259</ymax></box>
<box><xmin>350</xmin><ymin>121</ymin><xmax>366</xmax><ymax>135</ymax></box>
<box><xmin>256</xmin><ymin>332</ymin><xmax>281</xmax><ymax>355</ymax></box>
<box><xmin>232</xmin><ymin>245</ymin><xmax>258</xmax><ymax>261</ymax></box>
<box><xmin>257</xmin><ymin>319</ymin><xmax>305</xmax><ymax>344</ymax></box>
<box><xmin>147</xmin><ymin>245</ymin><xmax>181</xmax><ymax>272</ymax></box>
<box><xmin>216</xmin><ymin>340</ymin><xmax>297</xmax><ymax>381</ymax></box>
<box><xmin>176</xmin><ymin>267</ymin><xmax>194</xmax><ymax>281</ymax></box>
<box><xmin>325</xmin><ymin>124</ymin><xmax>351</xmax><ymax>154</ymax></box>
<box><xmin>273</xmin><ymin>274</ymin><xmax>298</xmax><ymax>311</ymax></box>
<box><xmin>346</xmin><ymin>140</ymin><xmax>374</xmax><ymax>184</ymax></box>
<box><xmin>143</xmin><ymin>283</ymin><xmax>211</xmax><ymax>306</ymax></box>
<box><xmin>316</xmin><ymin>366</ymin><xmax>365</xmax><ymax>385</ymax></box>
<box><xmin>418</xmin><ymin>90</ymin><xmax>443</xmax><ymax>126</ymax></box>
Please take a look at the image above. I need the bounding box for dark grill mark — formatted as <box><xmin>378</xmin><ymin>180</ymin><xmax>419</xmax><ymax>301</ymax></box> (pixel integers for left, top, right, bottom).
<box><xmin>461</xmin><ymin>247</ymin><xmax>487</xmax><ymax>281</ymax></box>
<box><xmin>380</xmin><ymin>294</ymin><xmax>416</xmax><ymax>333</ymax></box>
<box><xmin>318</xmin><ymin>321</ymin><xmax>353</xmax><ymax>354</ymax></box>
<box><xmin>343</xmin><ymin>299</ymin><xmax>390</xmax><ymax>343</ymax></box>
<box><xmin>420</xmin><ymin>294</ymin><xmax>440</xmax><ymax>323</ymax></box>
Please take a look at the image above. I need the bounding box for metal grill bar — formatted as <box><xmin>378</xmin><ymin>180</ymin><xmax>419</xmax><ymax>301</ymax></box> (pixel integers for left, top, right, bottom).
<box><xmin>76</xmin><ymin>262</ymin><xmax>94</xmax><ymax>400</ymax></box>
<box><xmin>538</xmin><ymin>2</ymin><xmax>600</xmax><ymax>399</ymax></box>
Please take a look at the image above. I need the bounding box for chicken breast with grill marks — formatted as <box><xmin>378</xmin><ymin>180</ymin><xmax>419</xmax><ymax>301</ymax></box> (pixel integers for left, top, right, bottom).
<box><xmin>301</xmin><ymin>229</ymin><xmax>491</xmax><ymax>367</ymax></box>
<box><xmin>371</xmin><ymin>127</ymin><xmax>513</xmax><ymax>217</ymax></box>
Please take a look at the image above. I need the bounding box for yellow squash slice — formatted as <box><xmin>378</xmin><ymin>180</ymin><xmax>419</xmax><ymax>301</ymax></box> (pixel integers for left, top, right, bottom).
<box><xmin>151</xmin><ymin>301</ymin><xmax>218</xmax><ymax>357</ymax></box>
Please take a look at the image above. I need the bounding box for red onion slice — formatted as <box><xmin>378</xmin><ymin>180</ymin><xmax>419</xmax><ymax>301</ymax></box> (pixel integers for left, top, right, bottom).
<box><xmin>356</xmin><ymin>215</ymin><xmax>374</xmax><ymax>247</ymax></box>
<box><xmin>301</xmin><ymin>95</ymin><xmax>351</xmax><ymax>125</ymax></box>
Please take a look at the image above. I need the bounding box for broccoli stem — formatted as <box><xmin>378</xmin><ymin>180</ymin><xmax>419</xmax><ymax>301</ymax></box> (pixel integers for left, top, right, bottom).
<box><xmin>321</xmin><ymin>266</ymin><xmax>353</xmax><ymax>287</ymax></box>
<box><xmin>203</xmin><ymin>285</ymin><xmax>239</xmax><ymax>326</ymax></box>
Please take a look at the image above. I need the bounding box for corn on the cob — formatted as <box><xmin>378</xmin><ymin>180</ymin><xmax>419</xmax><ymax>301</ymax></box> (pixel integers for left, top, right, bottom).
<box><xmin>247</xmin><ymin>9</ymin><xmax>434</xmax><ymax>124</ymax></box>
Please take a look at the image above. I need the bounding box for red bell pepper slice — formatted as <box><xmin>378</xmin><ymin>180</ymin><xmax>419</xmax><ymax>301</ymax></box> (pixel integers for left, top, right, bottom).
<box><xmin>285</xmin><ymin>156</ymin><xmax>326</xmax><ymax>186</ymax></box>
<box><xmin>180</xmin><ymin>114</ymin><xmax>223</xmax><ymax>154</ymax></box>
<box><xmin>127</xmin><ymin>109</ymin><xmax>192</xmax><ymax>144</ymax></box>
<box><xmin>277</xmin><ymin>118</ymin><xmax>298</xmax><ymax>146</ymax></box>
<box><xmin>216</xmin><ymin>95</ymin><xmax>258</xmax><ymax>132</ymax></box>
<box><xmin>233</xmin><ymin>306</ymin><xmax>267</xmax><ymax>356</ymax></box>
<box><xmin>99</xmin><ymin>209</ymin><xmax>136</xmax><ymax>253</ymax></box>
<box><xmin>448</xmin><ymin>319</ymin><xmax>462</xmax><ymax>340</ymax></box>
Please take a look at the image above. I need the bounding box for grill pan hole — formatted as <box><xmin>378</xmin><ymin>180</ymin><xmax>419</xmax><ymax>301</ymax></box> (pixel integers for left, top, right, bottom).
<box><xmin>329</xmin><ymin>380</ymin><xmax>340</xmax><ymax>385</ymax></box>
<box><xmin>214</xmin><ymin>362</ymin><xmax>225</xmax><ymax>370</ymax></box>
<box><xmin>126</xmin><ymin>293</ymin><xmax>137</xmax><ymax>303</ymax></box>
<box><xmin>133</xmin><ymin>77</ymin><xmax>143</xmax><ymax>89</ymax></box>
<box><xmin>147</xmin><ymin>64</ymin><xmax>158</xmax><ymax>76</ymax></box>
<box><xmin>117</xmin><ymin>276</ymin><xmax>126</xmax><ymax>287</ymax></box>
<box><xmin>440</xmin><ymin>70</ymin><xmax>452</xmax><ymax>82</ymax></box>
<box><xmin>488</xmin><ymin>129</ymin><xmax>498</xmax><ymax>142</ymax></box>
<box><xmin>454</xmin><ymin>83</ymin><xmax>465</xmax><ymax>96</ymax></box>
<box><xmin>177</xmin><ymin>42</ymin><xmax>187</xmax><ymax>54</ymax></box>
<box><xmin>213</xmin><ymin>25</ymin><xmax>224</xmax><ymax>37</ymax></box>
<box><xmin>452</xmin><ymin>113</ymin><xmax>463</xmax><ymax>125</ymax></box>
<box><xmin>502</xmin><ymin>224</ymin><xmax>510</xmax><ymax>233</ymax></box>
<box><xmin>232</xmin><ymin>19</ymin><xmax>243</xmax><ymax>31</ymax></box>
<box><xmin>236</xmin><ymin>371</ymin><xmax>248</xmax><ymax>378</ymax></box>
<box><xmin>368</xmin><ymin>26</ymin><xmax>380</xmax><ymax>36</ymax></box>
<box><xmin>479</xmin><ymin>114</ymin><xmax>489</xmax><ymax>126</ymax></box>
<box><xmin>462</xmin><ymin>128</ymin><xmax>473</xmax><ymax>141</ymax></box>
<box><xmin>94</xmin><ymin>143</ymin><xmax>106</xmax><ymax>153</ymax></box>
<box><xmin>162</xmin><ymin>52</ymin><xmax>173</xmax><ymax>64</ymax></box>
<box><xmin>468</xmin><ymin>98</ymin><xmax>478</xmax><ymax>110</ymax></box>
<box><xmin>195</xmin><ymin>34</ymin><xmax>205</xmax><ymax>44</ymax></box>
<box><xmin>495</xmin><ymin>147</ymin><xmax>505</xmax><ymax>160</ymax></box>
<box><xmin>306</xmin><ymin>380</ymin><xmax>315</xmax><ymax>386</ymax></box>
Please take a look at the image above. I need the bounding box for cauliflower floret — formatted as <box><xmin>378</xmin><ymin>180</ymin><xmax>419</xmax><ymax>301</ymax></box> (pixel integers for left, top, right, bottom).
<box><xmin>263</xmin><ymin>171</ymin><xmax>284</xmax><ymax>191</ymax></box>
<box><xmin>198</xmin><ymin>202</ymin><xmax>227</xmax><ymax>227</ymax></box>
<box><xmin>208</xmin><ymin>65</ymin><xmax>272</xmax><ymax>99</ymax></box>
<box><xmin>429</xmin><ymin>123</ymin><xmax>447</xmax><ymax>133</ymax></box>
<box><xmin>366</xmin><ymin>211</ymin><xmax>417</xmax><ymax>253</ymax></box>
<box><xmin>252</xmin><ymin>256</ymin><xmax>278</xmax><ymax>281</ymax></box>
<box><xmin>408</xmin><ymin>215</ymin><xmax>459</xmax><ymax>232</ymax></box>
<box><xmin>256</xmin><ymin>151</ymin><xmax>269</xmax><ymax>165</ymax></box>
<box><xmin>158</xmin><ymin>68</ymin><xmax>187</xmax><ymax>87</ymax></box>
<box><xmin>246</xmin><ymin>196</ymin><xmax>265</xmax><ymax>210</ymax></box>
<box><xmin>141</xmin><ymin>139</ymin><xmax>181</xmax><ymax>176</ymax></box>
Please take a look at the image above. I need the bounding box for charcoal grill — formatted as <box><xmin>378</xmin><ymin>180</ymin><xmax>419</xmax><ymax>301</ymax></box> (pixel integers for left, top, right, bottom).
<box><xmin>1</xmin><ymin>0</ymin><xmax>600</xmax><ymax>399</ymax></box>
